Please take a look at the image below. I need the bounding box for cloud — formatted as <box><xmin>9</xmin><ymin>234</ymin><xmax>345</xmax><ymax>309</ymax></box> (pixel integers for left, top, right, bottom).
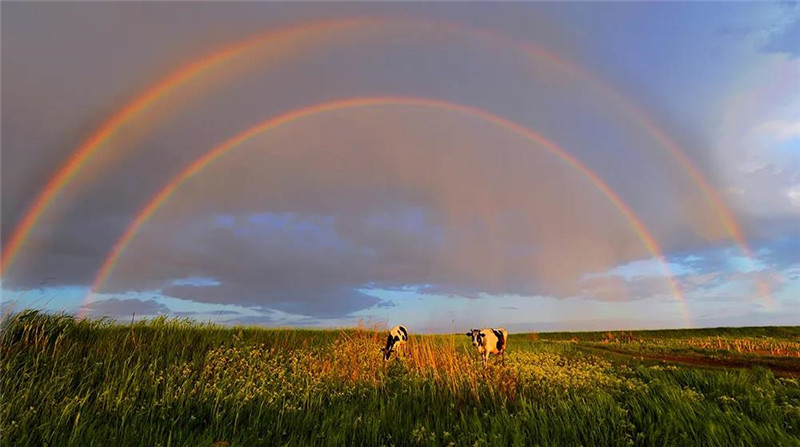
<box><xmin>787</xmin><ymin>186</ymin><xmax>800</xmax><ymax>208</ymax></box>
<box><xmin>750</xmin><ymin>120</ymin><xmax>800</xmax><ymax>141</ymax></box>
<box><xmin>577</xmin><ymin>275</ymin><xmax>675</xmax><ymax>303</ymax></box>
<box><xmin>710</xmin><ymin>7</ymin><xmax>800</xmax><ymax>225</ymax></box>
<box><xmin>83</xmin><ymin>298</ymin><xmax>169</xmax><ymax>318</ymax></box>
<box><xmin>759</xmin><ymin>7</ymin><xmax>800</xmax><ymax>57</ymax></box>
<box><xmin>173</xmin><ymin>310</ymin><xmax>241</xmax><ymax>316</ymax></box>
<box><xmin>2</xmin><ymin>3</ymin><xmax>798</xmax><ymax>326</ymax></box>
<box><xmin>694</xmin><ymin>308</ymin><xmax>800</xmax><ymax>328</ymax></box>
<box><xmin>16</xmin><ymin>105</ymin><xmax>685</xmax><ymax>318</ymax></box>
<box><xmin>1</xmin><ymin>300</ymin><xmax>20</xmax><ymax>316</ymax></box>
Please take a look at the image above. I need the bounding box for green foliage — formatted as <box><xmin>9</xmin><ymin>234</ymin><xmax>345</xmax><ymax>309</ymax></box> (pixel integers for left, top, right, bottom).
<box><xmin>2</xmin><ymin>311</ymin><xmax>799</xmax><ymax>446</ymax></box>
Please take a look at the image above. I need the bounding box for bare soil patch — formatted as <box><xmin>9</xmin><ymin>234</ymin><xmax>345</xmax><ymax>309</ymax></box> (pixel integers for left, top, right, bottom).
<box><xmin>585</xmin><ymin>345</ymin><xmax>800</xmax><ymax>377</ymax></box>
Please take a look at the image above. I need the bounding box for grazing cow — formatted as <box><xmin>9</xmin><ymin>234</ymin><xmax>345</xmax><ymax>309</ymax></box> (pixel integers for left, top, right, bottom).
<box><xmin>466</xmin><ymin>328</ymin><xmax>508</xmax><ymax>367</ymax></box>
<box><xmin>381</xmin><ymin>325</ymin><xmax>408</xmax><ymax>360</ymax></box>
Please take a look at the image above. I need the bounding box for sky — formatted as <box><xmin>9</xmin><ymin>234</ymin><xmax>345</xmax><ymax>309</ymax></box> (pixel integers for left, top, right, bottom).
<box><xmin>1</xmin><ymin>2</ymin><xmax>798</xmax><ymax>333</ymax></box>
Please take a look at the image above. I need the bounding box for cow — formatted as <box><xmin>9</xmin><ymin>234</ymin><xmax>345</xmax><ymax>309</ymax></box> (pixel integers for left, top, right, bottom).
<box><xmin>466</xmin><ymin>328</ymin><xmax>508</xmax><ymax>367</ymax></box>
<box><xmin>381</xmin><ymin>325</ymin><xmax>408</xmax><ymax>360</ymax></box>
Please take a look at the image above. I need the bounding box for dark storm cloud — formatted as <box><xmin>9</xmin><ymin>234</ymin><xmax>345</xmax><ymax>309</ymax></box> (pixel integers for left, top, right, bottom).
<box><xmin>3</xmin><ymin>2</ymin><xmax>796</xmax><ymax>323</ymax></box>
<box><xmin>2</xmin><ymin>2</ymin><xmax>600</xmax><ymax>296</ymax></box>
<box><xmin>88</xmin><ymin>107</ymin><xmax>676</xmax><ymax>316</ymax></box>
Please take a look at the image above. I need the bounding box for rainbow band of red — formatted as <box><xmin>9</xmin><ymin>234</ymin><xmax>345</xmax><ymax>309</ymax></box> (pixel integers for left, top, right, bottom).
<box><xmin>83</xmin><ymin>96</ymin><xmax>692</xmax><ymax>326</ymax></box>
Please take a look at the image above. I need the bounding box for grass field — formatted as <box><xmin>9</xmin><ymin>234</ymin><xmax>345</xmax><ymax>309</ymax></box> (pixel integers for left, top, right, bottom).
<box><xmin>2</xmin><ymin>310</ymin><xmax>799</xmax><ymax>446</ymax></box>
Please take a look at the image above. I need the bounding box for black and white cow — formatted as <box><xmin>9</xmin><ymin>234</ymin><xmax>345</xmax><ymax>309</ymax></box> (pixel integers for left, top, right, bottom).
<box><xmin>466</xmin><ymin>327</ymin><xmax>508</xmax><ymax>367</ymax></box>
<box><xmin>381</xmin><ymin>325</ymin><xmax>408</xmax><ymax>360</ymax></box>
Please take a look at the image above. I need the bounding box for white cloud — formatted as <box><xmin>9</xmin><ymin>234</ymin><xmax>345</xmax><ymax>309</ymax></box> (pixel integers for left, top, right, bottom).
<box><xmin>584</xmin><ymin>257</ymin><xmax>695</xmax><ymax>281</ymax></box>
<box><xmin>787</xmin><ymin>185</ymin><xmax>800</xmax><ymax>208</ymax></box>
<box><xmin>751</xmin><ymin>120</ymin><xmax>800</xmax><ymax>142</ymax></box>
<box><xmin>712</xmin><ymin>54</ymin><xmax>800</xmax><ymax>218</ymax></box>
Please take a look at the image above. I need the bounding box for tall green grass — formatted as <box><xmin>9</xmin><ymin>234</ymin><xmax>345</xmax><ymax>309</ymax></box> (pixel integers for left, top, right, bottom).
<box><xmin>2</xmin><ymin>310</ymin><xmax>799</xmax><ymax>446</ymax></box>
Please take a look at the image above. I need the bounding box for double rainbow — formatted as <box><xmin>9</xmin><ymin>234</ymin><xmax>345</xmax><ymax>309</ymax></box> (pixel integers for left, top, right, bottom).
<box><xmin>2</xmin><ymin>18</ymin><xmax>768</xmax><ymax>324</ymax></box>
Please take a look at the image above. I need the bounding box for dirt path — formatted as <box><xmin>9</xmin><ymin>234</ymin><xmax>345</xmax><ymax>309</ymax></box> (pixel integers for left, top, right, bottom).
<box><xmin>583</xmin><ymin>345</ymin><xmax>800</xmax><ymax>377</ymax></box>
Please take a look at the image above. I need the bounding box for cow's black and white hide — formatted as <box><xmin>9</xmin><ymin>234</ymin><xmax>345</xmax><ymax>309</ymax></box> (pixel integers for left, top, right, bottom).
<box><xmin>466</xmin><ymin>327</ymin><xmax>508</xmax><ymax>367</ymax></box>
<box><xmin>381</xmin><ymin>325</ymin><xmax>408</xmax><ymax>360</ymax></box>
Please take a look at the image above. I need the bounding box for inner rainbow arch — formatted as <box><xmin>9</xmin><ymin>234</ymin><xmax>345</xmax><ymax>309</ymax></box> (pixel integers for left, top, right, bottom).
<box><xmin>82</xmin><ymin>96</ymin><xmax>692</xmax><ymax>326</ymax></box>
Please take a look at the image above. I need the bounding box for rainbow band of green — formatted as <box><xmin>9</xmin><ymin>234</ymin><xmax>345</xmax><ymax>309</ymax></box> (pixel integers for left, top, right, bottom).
<box><xmin>83</xmin><ymin>96</ymin><xmax>692</xmax><ymax>327</ymax></box>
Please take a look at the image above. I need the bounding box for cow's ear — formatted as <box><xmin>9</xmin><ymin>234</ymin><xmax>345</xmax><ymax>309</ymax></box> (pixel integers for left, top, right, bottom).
<box><xmin>465</xmin><ymin>332</ymin><xmax>472</xmax><ymax>337</ymax></box>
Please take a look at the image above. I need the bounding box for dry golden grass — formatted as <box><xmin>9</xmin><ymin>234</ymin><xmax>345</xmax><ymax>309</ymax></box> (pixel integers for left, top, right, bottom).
<box><xmin>682</xmin><ymin>337</ymin><xmax>800</xmax><ymax>357</ymax></box>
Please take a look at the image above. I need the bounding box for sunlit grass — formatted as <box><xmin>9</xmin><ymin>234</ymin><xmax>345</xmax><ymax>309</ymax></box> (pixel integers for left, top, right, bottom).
<box><xmin>2</xmin><ymin>310</ymin><xmax>799</xmax><ymax>446</ymax></box>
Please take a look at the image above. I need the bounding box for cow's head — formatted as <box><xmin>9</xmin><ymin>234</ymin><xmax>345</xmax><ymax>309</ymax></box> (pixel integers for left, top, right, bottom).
<box><xmin>465</xmin><ymin>329</ymin><xmax>483</xmax><ymax>347</ymax></box>
<box><xmin>380</xmin><ymin>346</ymin><xmax>395</xmax><ymax>361</ymax></box>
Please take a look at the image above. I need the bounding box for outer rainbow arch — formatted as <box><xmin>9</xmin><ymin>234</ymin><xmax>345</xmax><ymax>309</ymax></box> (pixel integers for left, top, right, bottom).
<box><xmin>82</xmin><ymin>96</ymin><xmax>692</xmax><ymax>327</ymax></box>
<box><xmin>2</xmin><ymin>17</ymin><xmax>764</xmax><ymax>306</ymax></box>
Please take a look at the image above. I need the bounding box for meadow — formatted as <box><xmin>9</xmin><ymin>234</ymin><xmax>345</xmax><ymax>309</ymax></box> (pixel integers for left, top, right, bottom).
<box><xmin>2</xmin><ymin>311</ymin><xmax>799</xmax><ymax>446</ymax></box>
